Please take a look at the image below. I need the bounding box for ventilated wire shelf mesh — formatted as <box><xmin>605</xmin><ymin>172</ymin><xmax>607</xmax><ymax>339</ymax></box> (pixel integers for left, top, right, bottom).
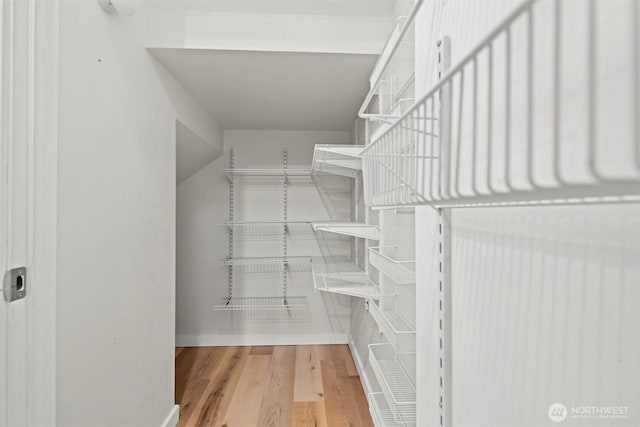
<box><xmin>212</xmin><ymin>296</ymin><xmax>311</xmax><ymax>321</ymax></box>
<box><xmin>222</xmin><ymin>256</ymin><xmax>311</xmax><ymax>273</ymax></box>
<box><xmin>361</xmin><ymin>6</ymin><xmax>417</xmax><ymax>123</ymax></box>
<box><xmin>369</xmin><ymin>300</ymin><xmax>416</xmax><ymax>354</ymax></box>
<box><xmin>369</xmin><ymin>246</ymin><xmax>416</xmax><ymax>284</ymax></box>
<box><xmin>311</xmin><ymin>262</ymin><xmax>382</xmax><ymax>299</ymax></box>
<box><xmin>369</xmin><ymin>344</ymin><xmax>416</xmax><ymax>418</ymax></box>
<box><xmin>311</xmin><ymin>144</ymin><xmax>364</xmax><ymax>178</ymax></box>
<box><xmin>369</xmin><ymin>392</ymin><xmax>416</xmax><ymax>426</ymax></box>
<box><xmin>223</xmin><ymin>168</ymin><xmax>312</xmax><ymax>183</ymax></box>
<box><xmin>361</xmin><ymin>0</ymin><xmax>640</xmax><ymax>208</ymax></box>
<box><xmin>220</xmin><ymin>221</ymin><xmax>314</xmax><ymax>238</ymax></box>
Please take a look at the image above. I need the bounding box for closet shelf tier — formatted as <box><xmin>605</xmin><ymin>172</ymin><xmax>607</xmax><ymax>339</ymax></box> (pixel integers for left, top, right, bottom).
<box><xmin>311</xmin><ymin>262</ymin><xmax>382</xmax><ymax>299</ymax></box>
<box><xmin>223</xmin><ymin>168</ymin><xmax>312</xmax><ymax>182</ymax></box>
<box><xmin>219</xmin><ymin>221</ymin><xmax>313</xmax><ymax>235</ymax></box>
<box><xmin>222</xmin><ymin>256</ymin><xmax>312</xmax><ymax>272</ymax></box>
<box><xmin>369</xmin><ymin>343</ymin><xmax>416</xmax><ymax>414</ymax></box>
<box><xmin>311</xmin><ymin>144</ymin><xmax>364</xmax><ymax>178</ymax></box>
<box><xmin>368</xmin><ymin>299</ymin><xmax>416</xmax><ymax>354</ymax></box>
<box><xmin>212</xmin><ymin>296</ymin><xmax>311</xmax><ymax>321</ymax></box>
<box><xmin>360</xmin><ymin>0</ymin><xmax>640</xmax><ymax>208</ymax></box>
<box><xmin>359</xmin><ymin>1</ymin><xmax>421</xmax><ymax>121</ymax></box>
<box><xmin>369</xmin><ymin>246</ymin><xmax>415</xmax><ymax>284</ymax></box>
<box><xmin>369</xmin><ymin>392</ymin><xmax>416</xmax><ymax>427</ymax></box>
<box><xmin>312</xmin><ymin>222</ymin><xmax>380</xmax><ymax>240</ymax></box>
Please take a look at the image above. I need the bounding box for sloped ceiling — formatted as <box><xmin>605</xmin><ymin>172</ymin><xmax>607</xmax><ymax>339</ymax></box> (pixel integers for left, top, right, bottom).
<box><xmin>149</xmin><ymin>48</ymin><xmax>377</xmax><ymax>131</ymax></box>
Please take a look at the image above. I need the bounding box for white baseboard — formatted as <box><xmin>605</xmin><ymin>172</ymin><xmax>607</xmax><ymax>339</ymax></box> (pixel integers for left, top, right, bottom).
<box><xmin>176</xmin><ymin>333</ymin><xmax>349</xmax><ymax>347</ymax></box>
<box><xmin>348</xmin><ymin>334</ymin><xmax>374</xmax><ymax>398</ymax></box>
<box><xmin>160</xmin><ymin>404</ymin><xmax>179</xmax><ymax>427</ymax></box>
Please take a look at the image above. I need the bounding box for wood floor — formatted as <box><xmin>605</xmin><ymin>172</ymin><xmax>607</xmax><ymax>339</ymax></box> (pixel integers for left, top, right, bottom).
<box><xmin>175</xmin><ymin>345</ymin><xmax>374</xmax><ymax>427</ymax></box>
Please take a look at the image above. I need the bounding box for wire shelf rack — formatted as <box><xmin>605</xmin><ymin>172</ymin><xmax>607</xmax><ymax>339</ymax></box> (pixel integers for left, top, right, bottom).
<box><xmin>223</xmin><ymin>168</ymin><xmax>312</xmax><ymax>183</ymax></box>
<box><xmin>222</xmin><ymin>256</ymin><xmax>312</xmax><ymax>273</ymax></box>
<box><xmin>312</xmin><ymin>222</ymin><xmax>381</xmax><ymax>240</ymax></box>
<box><xmin>369</xmin><ymin>343</ymin><xmax>416</xmax><ymax>418</ymax></box>
<box><xmin>360</xmin><ymin>2</ymin><xmax>420</xmax><ymax>124</ymax></box>
<box><xmin>361</xmin><ymin>0</ymin><xmax>640</xmax><ymax>208</ymax></box>
<box><xmin>311</xmin><ymin>262</ymin><xmax>382</xmax><ymax>299</ymax></box>
<box><xmin>219</xmin><ymin>221</ymin><xmax>314</xmax><ymax>237</ymax></box>
<box><xmin>368</xmin><ymin>299</ymin><xmax>416</xmax><ymax>354</ymax></box>
<box><xmin>369</xmin><ymin>246</ymin><xmax>416</xmax><ymax>284</ymax></box>
<box><xmin>311</xmin><ymin>144</ymin><xmax>364</xmax><ymax>178</ymax></box>
<box><xmin>369</xmin><ymin>392</ymin><xmax>416</xmax><ymax>427</ymax></box>
<box><xmin>212</xmin><ymin>296</ymin><xmax>311</xmax><ymax>321</ymax></box>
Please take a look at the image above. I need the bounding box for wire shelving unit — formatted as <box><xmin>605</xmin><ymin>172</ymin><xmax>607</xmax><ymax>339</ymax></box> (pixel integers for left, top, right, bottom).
<box><xmin>311</xmin><ymin>261</ymin><xmax>382</xmax><ymax>299</ymax></box>
<box><xmin>369</xmin><ymin>392</ymin><xmax>416</xmax><ymax>427</ymax></box>
<box><xmin>368</xmin><ymin>343</ymin><xmax>416</xmax><ymax>422</ymax></box>
<box><xmin>219</xmin><ymin>221</ymin><xmax>314</xmax><ymax>237</ymax></box>
<box><xmin>368</xmin><ymin>299</ymin><xmax>416</xmax><ymax>354</ymax></box>
<box><xmin>360</xmin><ymin>0</ymin><xmax>640</xmax><ymax>209</ymax></box>
<box><xmin>312</xmin><ymin>222</ymin><xmax>381</xmax><ymax>240</ymax></box>
<box><xmin>222</xmin><ymin>168</ymin><xmax>312</xmax><ymax>182</ymax></box>
<box><xmin>369</xmin><ymin>246</ymin><xmax>415</xmax><ymax>284</ymax></box>
<box><xmin>311</xmin><ymin>144</ymin><xmax>364</xmax><ymax>178</ymax></box>
<box><xmin>212</xmin><ymin>296</ymin><xmax>311</xmax><ymax>321</ymax></box>
<box><xmin>214</xmin><ymin>149</ymin><xmax>312</xmax><ymax>314</ymax></box>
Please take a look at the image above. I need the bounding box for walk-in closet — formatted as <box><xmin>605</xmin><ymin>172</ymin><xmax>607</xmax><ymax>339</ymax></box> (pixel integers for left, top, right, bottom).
<box><xmin>4</xmin><ymin>0</ymin><xmax>635</xmax><ymax>426</ymax></box>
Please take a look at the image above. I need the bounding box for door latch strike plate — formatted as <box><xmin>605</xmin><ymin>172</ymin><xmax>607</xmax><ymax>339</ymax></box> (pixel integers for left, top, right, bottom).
<box><xmin>3</xmin><ymin>267</ymin><xmax>27</xmax><ymax>302</ymax></box>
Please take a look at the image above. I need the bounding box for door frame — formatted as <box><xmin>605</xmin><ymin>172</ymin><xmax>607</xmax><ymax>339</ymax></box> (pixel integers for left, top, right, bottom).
<box><xmin>1</xmin><ymin>0</ymin><xmax>59</xmax><ymax>425</ymax></box>
<box><xmin>29</xmin><ymin>0</ymin><xmax>59</xmax><ymax>424</ymax></box>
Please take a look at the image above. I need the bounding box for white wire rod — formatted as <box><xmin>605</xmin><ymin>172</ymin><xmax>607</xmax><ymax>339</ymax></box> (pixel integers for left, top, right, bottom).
<box><xmin>363</xmin><ymin>0</ymin><xmax>640</xmax><ymax>208</ymax></box>
<box><xmin>222</xmin><ymin>256</ymin><xmax>312</xmax><ymax>266</ymax></box>
<box><xmin>369</xmin><ymin>344</ymin><xmax>417</xmax><ymax>406</ymax></box>
<box><xmin>369</xmin><ymin>299</ymin><xmax>416</xmax><ymax>354</ymax></box>
<box><xmin>222</xmin><ymin>168</ymin><xmax>312</xmax><ymax>182</ymax></box>
<box><xmin>312</xmin><ymin>222</ymin><xmax>381</xmax><ymax>240</ymax></box>
<box><xmin>368</xmin><ymin>392</ymin><xmax>416</xmax><ymax>426</ymax></box>
<box><xmin>219</xmin><ymin>221</ymin><xmax>312</xmax><ymax>226</ymax></box>
<box><xmin>369</xmin><ymin>181</ymin><xmax>640</xmax><ymax>210</ymax></box>
<box><xmin>359</xmin><ymin>0</ymin><xmax>425</xmax><ymax>118</ymax></box>
<box><xmin>362</xmin><ymin>0</ymin><xmax>537</xmax><ymax>154</ymax></box>
<box><xmin>368</xmin><ymin>16</ymin><xmax>410</xmax><ymax>86</ymax></box>
<box><xmin>394</xmin><ymin>72</ymin><xmax>417</xmax><ymax>102</ymax></box>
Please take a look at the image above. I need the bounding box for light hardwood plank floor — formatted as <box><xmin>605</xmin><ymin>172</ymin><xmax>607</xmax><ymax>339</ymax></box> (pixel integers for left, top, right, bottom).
<box><xmin>175</xmin><ymin>345</ymin><xmax>373</xmax><ymax>427</ymax></box>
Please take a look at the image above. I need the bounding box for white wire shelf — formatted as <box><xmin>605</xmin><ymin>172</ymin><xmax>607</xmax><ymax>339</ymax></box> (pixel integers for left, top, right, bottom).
<box><xmin>222</xmin><ymin>256</ymin><xmax>312</xmax><ymax>272</ymax></box>
<box><xmin>369</xmin><ymin>344</ymin><xmax>416</xmax><ymax>417</ymax></box>
<box><xmin>311</xmin><ymin>262</ymin><xmax>382</xmax><ymax>299</ymax></box>
<box><xmin>368</xmin><ymin>299</ymin><xmax>416</xmax><ymax>354</ymax></box>
<box><xmin>212</xmin><ymin>296</ymin><xmax>311</xmax><ymax>321</ymax></box>
<box><xmin>223</xmin><ymin>168</ymin><xmax>312</xmax><ymax>182</ymax></box>
<box><xmin>311</xmin><ymin>144</ymin><xmax>364</xmax><ymax>178</ymax></box>
<box><xmin>360</xmin><ymin>2</ymin><xmax>421</xmax><ymax>121</ymax></box>
<box><xmin>369</xmin><ymin>246</ymin><xmax>415</xmax><ymax>284</ymax></box>
<box><xmin>219</xmin><ymin>221</ymin><xmax>313</xmax><ymax>236</ymax></box>
<box><xmin>312</xmin><ymin>222</ymin><xmax>381</xmax><ymax>240</ymax></box>
<box><xmin>369</xmin><ymin>392</ymin><xmax>416</xmax><ymax>427</ymax></box>
<box><xmin>360</xmin><ymin>0</ymin><xmax>640</xmax><ymax>208</ymax></box>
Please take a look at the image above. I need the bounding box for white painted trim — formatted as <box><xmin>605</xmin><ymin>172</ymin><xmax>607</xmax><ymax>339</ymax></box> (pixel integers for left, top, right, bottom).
<box><xmin>348</xmin><ymin>334</ymin><xmax>374</xmax><ymax>397</ymax></box>
<box><xmin>176</xmin><ymin>333</ymin><xmax>348</xmax><ymax>347</ymax></box>
<box><xmin>160</xmin><ymin>405</ymin><xmax>180</xmax><ymax>427</ymax></box>
<box><xmin>29</xmin><ymin>0</ymin><xmax>59</xmax><ymax>424</ymax></box>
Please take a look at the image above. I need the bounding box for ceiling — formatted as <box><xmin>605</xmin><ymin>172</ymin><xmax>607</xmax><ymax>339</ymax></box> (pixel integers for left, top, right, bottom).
<box><xmin>146</xmin><ymin>0</ymin><xmax>397</xmax><ymax>17</ymax></box>
<box><xmin>149</xmin><ymin>48</ymin><xmax>377</xmax><ymax>131</ymax></box>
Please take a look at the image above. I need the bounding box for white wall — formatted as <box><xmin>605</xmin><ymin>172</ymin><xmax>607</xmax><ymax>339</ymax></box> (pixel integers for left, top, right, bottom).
<box><xmin>176</xmin><ymin>130</ymin><xmax>355</xmax><ymax>345</ymax></box>
<box><xmin>412</xmin><ymin>1</ymin><xmax>640</xmax><ymax>426</ymax></box>
<box><xmin>151</xmin><ymin>59</ymin><xmax>224</xmax><ymax>184</ymax></box>
<box><xmin>56</xmin><ymin>1</ymin><xmax>176</xmax><ymax>425</ymax></box>
<box><xmin>144</xmin><ymin>3</ymin><xmax>393</xmax><ymax>55</ymax></box>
